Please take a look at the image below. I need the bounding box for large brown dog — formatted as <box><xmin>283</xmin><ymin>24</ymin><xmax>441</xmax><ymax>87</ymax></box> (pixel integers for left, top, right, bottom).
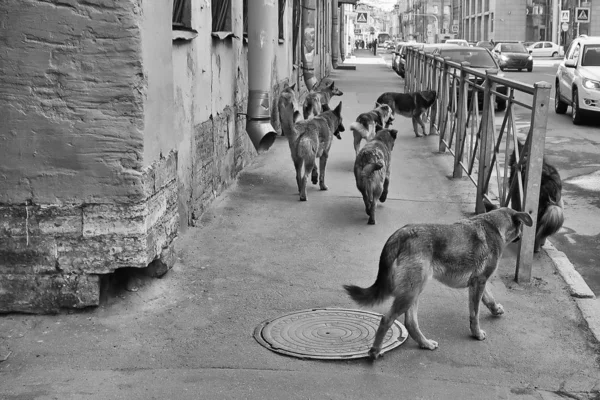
<box><xmin>354</xmin><ymin>128</ymin><xmax>398</xmax><ymax>225</ymax></box>
<box><xmin>350</xmin><ymin>104</ymin><xmax>395</xmax><ymax>156</ymax></box>
<box><xmin>285</xmin><ymin>101</ymin><xmax>345</xmax><ymax>201</ymax></box>
<box><xmin>375</xmin><ymin>90</ymin><xmax>437</xmax><ymax>137</ymax></box>
<box><xmin>343</xmin><ymin>208</ymin><xmax>533</xmax><ymax>360</ymax></box>
<box><xmin>302</xmin><ymin>78</ymin><xmax>344</xmax><ymax>120</ymax></box>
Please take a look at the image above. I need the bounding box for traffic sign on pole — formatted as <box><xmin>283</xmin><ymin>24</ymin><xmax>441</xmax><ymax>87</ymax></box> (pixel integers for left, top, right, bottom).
<box><xmin>356</xmin><ymin>11</ymin><xmax>369</xmax><ymax>24</ymax></box>
<box><xmin>560</xmin><ymin>10</ymin><xmax>570</xmax><ymax>22</ymax></box>
<box><xmin>575</xmin><ymin>7</ymin><xmax>590</xmax><ymax>23</ymax></box>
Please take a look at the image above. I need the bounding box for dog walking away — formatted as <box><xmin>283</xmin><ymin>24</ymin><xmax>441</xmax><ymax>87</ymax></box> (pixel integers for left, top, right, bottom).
<box><xmin>293</xmin><ymin>101</ymin><xmax>345</xmax><ymax>201</ymax></box>
<box><xmin>303</xmin><ymin>77</ymin><xmax>344</xmax><ymax>120</ymax></box>
<box><xmin>354</xmin><ymin>128</ymin><xmax>398</xmax><ymax>225</ymax></box>
<box><xmin>343</xmin><ymin>208</ymin><xmax>533</xmax><ymax>360</ymax></box>
<box><xmin>350</xmin><ymin>104</ymin><xmax>394</xmax><ymax>155</ymax></box>
<box><xmin>375</xmin><ymin>90</ymin><xmax>437</xmax><ymax>137</ymax></box>
<box><xmin>278</xmin><ymin>83</ymin><xmax>301</xmax><ymax>135</ymax></box>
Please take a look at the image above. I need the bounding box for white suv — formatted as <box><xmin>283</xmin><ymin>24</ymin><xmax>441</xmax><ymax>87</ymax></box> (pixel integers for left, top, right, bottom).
<box><xmin>555</xmin><ymin>35</ymin><xmax>600</xmax><ymax>124</ymax></box>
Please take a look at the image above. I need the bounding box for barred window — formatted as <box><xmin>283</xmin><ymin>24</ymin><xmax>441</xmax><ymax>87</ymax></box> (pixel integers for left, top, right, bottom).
<box><xmin>212</xmin><ymin>0</ymin><xmax>232</xmax><ymax>32</ymax></box>
<box><xmin>173</xmin><ymin>0</ymin><xmax>192</xmax><ymax>29</ymax></box>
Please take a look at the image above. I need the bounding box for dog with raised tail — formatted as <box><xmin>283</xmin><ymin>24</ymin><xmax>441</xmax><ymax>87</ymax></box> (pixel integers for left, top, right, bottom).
<box><xmin>350</xmin><ymin>104</ymin><xmax>395</xmax><ymax>156</ymax></box>
<box><xmin>343</xmin><ymin>208</ymin><xmax>533</xmax><ymax>360</ymax></box>
<box><xmin>484</xmin><ymin>141</ymin><xmax>564</xmax><ymax>253</ymax></box>
<box><xmin>354</xmin><ymin>128</ymin><xmax>397</xmax><ymax>224</ymax></box>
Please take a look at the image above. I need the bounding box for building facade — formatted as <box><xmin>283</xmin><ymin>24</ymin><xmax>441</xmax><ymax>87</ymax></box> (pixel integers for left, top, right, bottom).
<box><xmin>0</xmin><ymin>0</ymin><xmax>343</xmax><ymax>313</ymax></box>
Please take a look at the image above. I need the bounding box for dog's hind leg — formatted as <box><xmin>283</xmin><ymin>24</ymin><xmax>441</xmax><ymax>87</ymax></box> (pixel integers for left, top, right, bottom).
<box><xmin>318</xmin><ymin>153</ymin><xmax>329</xmax><ymax>190</ymax></box>
<box><xmin>482</xmin><ymin>286</ymin><xmax>504</xmax><ymax>316</ymax></box>
<box><xmin>379</xmin><ymin>177</ymin><xmax>390</xmax><ymax>203</ymax></box>
<box><xmin>311</xmin><ymin>165</ymin><xmax>318</xmax><ymax>185</ymax></box>
<box><xmin>405</xmin><ymin>298</ymin><xmax>438</xmax><ymax>350</ymax></box>
<box><xmin>299</xmin><ymin>159</ymin><xmax>315</xmax><ymax>201</ymax></box>
<box><xmin>369</xmin><ymin>293</ymin><xmax>417</xmax><ymax>359</ymax></box>
<box><xmin>294</xmin><ymin>158</ymin><xmax>303</xmax><ymax>194</ymax></box>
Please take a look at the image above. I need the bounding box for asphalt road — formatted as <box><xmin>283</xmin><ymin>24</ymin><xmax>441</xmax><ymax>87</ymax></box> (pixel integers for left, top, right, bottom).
<box><xmin>381</xmin><ymin>50</ymin><xmax>600</xmax><ymax>297</ymax></box>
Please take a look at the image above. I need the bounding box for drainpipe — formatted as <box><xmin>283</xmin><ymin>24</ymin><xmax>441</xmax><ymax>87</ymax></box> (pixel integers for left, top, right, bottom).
<box><xmin>339</xmin><ymin>5</ymin><xmax>345</xmax><ymax>61</ymax></box>
<box><xmin>331</xmin><ymin>0</ymin><xmax>339</xmax><ymax>68</ymax></box>
<box><xmin>301</xmin><ymin>0</ymin><xmax>317</xmax><ymax>89</ymax></box>
<box><xmin>246</xmin><ymin>0</ymin><xmax>277</xmax><ymax>153</ymax></box>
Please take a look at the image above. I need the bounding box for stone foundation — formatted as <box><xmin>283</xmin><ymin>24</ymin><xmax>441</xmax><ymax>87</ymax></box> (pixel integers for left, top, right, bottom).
<box><xmin>0</xmin><ymin>151</ymin><xmax>179</xmax><ymax>314</ymax></box>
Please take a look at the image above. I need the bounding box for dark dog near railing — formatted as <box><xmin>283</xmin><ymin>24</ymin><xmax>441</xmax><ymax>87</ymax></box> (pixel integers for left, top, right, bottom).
<box><xmin>375</xmin><ymin>91</ymin><xmax>437</xmax><ymax>137</ymax></box>
<box><xmin>484</xmin><ymin>142</ymin><xmax>564</xmax><ymax>253</ymax></box>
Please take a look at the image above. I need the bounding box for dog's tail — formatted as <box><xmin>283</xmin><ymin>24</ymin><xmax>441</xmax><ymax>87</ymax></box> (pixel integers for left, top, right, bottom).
<box><xmin>296</xmin><ymin>134</ymin><xmax>317</xmax><ymax>165</ymax></box>
<box><xmin>361</xmin><ymin>161</ymin><xmax>384</xmax><ymax>176</ymax></box>
<box><xmin>343</xmin><ymin>247</ymin><xmax>394</xmax><ymax>306</ymax></box>
<box><xmin>350</xmin><ymin>121</ymin><xmax>370</xmax><ymax>139</ymax></box>
<box><xmin>536</xmin><ymin>199</ymin><xmax>564</xmax><ymax>242</ymax></box>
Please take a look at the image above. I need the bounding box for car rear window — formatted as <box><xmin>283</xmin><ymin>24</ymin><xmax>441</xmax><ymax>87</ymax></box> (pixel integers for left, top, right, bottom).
<box><xmin>582</xmin><ymin>45</ymin><xmax>600</xmax><ymax>66</ymax></box>
<box><xmin>500</xmin><ymin>43</ymin><xmax>527</xmax><ymax>53</ymax></box>
<box><xmin>440</xmin><ymin>49</ymin><xmax>498</xmax><ymax>68</ymax></box>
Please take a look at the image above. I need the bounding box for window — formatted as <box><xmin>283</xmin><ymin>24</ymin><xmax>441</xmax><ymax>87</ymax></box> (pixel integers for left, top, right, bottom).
<box><xmin>212</xmin><ymin>0</ymin><xmax>232</xmax><ymax>32</ymax></box>
<box><xmin>544</xmin><ymin>42</ymin><xmax>552</xmax><ymax>48</ymax></box>
<box><xmin>278</xmin><ymin>0</ymin><xmax>287</xmax><ymax>41</ymax></box>
<box><xmin>292</xmin><ymin>0</ymin><xmax>301</xmax><ymax>63</ymax></box>
<box><xmin>173</xmin><ymin>0</ymin><xmax>192</xmax><ymax>30</ymax></box>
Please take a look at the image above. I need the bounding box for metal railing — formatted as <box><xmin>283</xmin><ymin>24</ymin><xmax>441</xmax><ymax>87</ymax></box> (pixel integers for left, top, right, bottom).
<box><xmin>404</xmin><ymin>47</ymin><xmax>552</xmax><ymax>283</ymax></box>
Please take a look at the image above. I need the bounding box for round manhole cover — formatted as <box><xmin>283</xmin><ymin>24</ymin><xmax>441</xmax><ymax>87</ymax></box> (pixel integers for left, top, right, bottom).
<box><xmin>254</xmin><ymin>308</ymin><xmax>408</xmax><ymax>360</ymax></box>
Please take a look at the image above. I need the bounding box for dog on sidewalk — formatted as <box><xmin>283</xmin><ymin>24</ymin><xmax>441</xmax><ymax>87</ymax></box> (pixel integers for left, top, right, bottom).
<box><xmin>284</xmin><ymin>101</ymin><xmax>345</xmax><ymax>201</ymax></box>
<box><xmin>343</xmin><ymin>207</ymin><xmax>532</xmax><ymax>360</ymax></box>
<box><xmin>302</xmin><ymin>78</ymin><xmax>344</xmax><ymax>120</ymax></box>
<box><xmin>350</xmin><ymin>104</ymin><xmax>394</xmax><ymax>155</ymax></box>
<box><xmin>278</xmin><ymin>83</ymin><xmax>301</xmax><ymax>134</ymax></box>
<box><xmin>484</xmin><ymin>141</ymin><xmax>564</xmax><ymax>253</ymax></box>
<box><xmin>375</xmin><ymin>90</ymin><xmax>437</xmax><ymax>137</ymax></box>
<box><xmin>354</xmin><ymin>128</ymin><xmax>398</xmax><ymax>225</ymax></box>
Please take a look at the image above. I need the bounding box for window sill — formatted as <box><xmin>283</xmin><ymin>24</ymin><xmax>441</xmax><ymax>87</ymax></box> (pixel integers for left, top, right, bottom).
<box><xmin>172</xmin><ymin>27</ymin><xmax>198</xmax><ymax>42</ymax></box>
<box><xmin>211</xmin><ymin>31</ymin><xmax>239</xmax><ymax>40</ymax></box>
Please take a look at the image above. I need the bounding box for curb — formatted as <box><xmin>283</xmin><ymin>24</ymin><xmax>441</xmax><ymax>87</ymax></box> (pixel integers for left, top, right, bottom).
<box><xmin>543</xmin><ymin>240</ymin><xmax>600</xmax><ymax>344</ymax></box>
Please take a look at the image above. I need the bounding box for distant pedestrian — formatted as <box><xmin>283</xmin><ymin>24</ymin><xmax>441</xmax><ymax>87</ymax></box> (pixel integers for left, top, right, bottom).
<box><xmin>373</xmin><ymin>39</ymin><xmax>377</xmax><ymax>55</ymax></box>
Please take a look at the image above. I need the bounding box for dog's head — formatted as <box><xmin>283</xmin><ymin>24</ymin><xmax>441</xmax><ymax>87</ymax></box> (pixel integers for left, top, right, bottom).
<box><xmin>317</xmin><ymin>78</ymin><xmax>344</xmax><ymax>97</ymax></box>
<box><xmin>489</xmin><ymin>207</ymin><xmax>533</xmax><ymax>244</ymax></box>
<box><xmin>375</xmin><ymin>128</ymin><xmax>398</xmax><ymax>151</ymax></box>
<box><xmin>332</xmin><ymin>101</ymin><xmax>344</xmax><ymax>140</ymax></box>
<box><xmin>379</xmin><ymin>104</ymin><xmax>394</xmax><ymax>124</ymax></box>
<box><xmin>420</xmin><ymin>90</ymin><xmax>437</xmax><ymax>108</ymax></box>
<box><xmin>279</xmin><ymin>83</ymin><xmax>300</xmax><ymax>115</ymax></box>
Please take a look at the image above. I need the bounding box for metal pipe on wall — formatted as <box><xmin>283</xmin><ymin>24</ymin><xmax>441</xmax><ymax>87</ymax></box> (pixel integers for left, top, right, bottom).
<box><xmin>332</xmin><ymin>0</ymin><xmax>339</xmax><ymax>68</ymax></box>
<box><xmin>246</xmin><ymin>0</ymin><xmax>277</xmax><ymax>153</ymax></box>
<box><xmin>301</xmin><ymin>0</ymin><xmax>318</xmax><ymax>89</ymax></box>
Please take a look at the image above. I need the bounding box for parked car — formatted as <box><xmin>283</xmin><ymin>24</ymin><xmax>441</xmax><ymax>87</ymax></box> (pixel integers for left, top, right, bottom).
<box><xmin>522</xmin><ymin>41</ymin><xmax>535</xmax><ymax>48</ymax></box>
<box><xmin>397</xmin><ymin>43</ymin><xmax>425</xmax><ymax>78</ymax></box>
<box><xmin>444</xmin><ymin>39</ymin><xmax>470</xmax><ymax>47</ymax></box>
<box><xmin>432</xmin><ymin>46</ymin><xmax>508</xmax><ymax>111</ymax></box>
<box><xmin>392</xmin><ymin>42</ymin><xmax>408</xmax><ymax>73</ymax></box>
<box><xmin>527</xmin><ymin>41</ymin><xmax>562</xmax><ymax>57</ymax></box>
<box><xmin>555</xmin><ymin>35</ymin><xmax>600</xmax><ymax>125</ymax></box>
<box><xmin>476</xmin><ymin>41</ymin><xmax>495</xmax><ymax>50</ymax></box>
<box><xmin>492</xmin><ymin>42</ymin><xmax>533</xmax><ymax>71</ymax></box>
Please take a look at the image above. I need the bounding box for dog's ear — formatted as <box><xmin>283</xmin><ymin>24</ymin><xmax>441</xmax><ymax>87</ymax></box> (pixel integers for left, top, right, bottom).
<box><xmin>327</xmin><ymin>80</ymin><xmax>335</xmax><ymax>88</ymax></box>
<box><xmin>333</xmin><ymin>101</ymin><xmax>342</xmax><ymax>115</ymax></box>
<box><xmin>290</xmin><ymin>83</ymin><xmax>296</xmax><ymax>91</ymax></box>
<box><xmin>513</xmin><ymin>212</ymin><xmax>533</xmax><ymax>227</ymax></box>
<box><xmin>375</xmin><ymin>102</ymin><xmax>382</xmax><ymax>107</ymax></box>
<box><xmin>389</xmin><ymin>129</ymin><xmax>398</xmax><ymax>139</ymax></box>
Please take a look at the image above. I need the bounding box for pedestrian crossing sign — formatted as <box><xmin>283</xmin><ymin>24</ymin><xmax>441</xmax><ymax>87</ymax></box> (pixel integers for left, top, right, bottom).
<box><xmin>356</xmin><ymin>11</ymin><xmax>369</xmax><ymax>24</ymax></box>
<box><xmin>575</xmin><ymin>7</ymin><xmax>590</xmax><ymax>23</ymax></box>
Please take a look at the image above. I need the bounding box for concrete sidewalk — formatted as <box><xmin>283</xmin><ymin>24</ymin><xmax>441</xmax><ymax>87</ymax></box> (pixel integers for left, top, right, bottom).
<box><xmin>1</xmin><ymin>52</ymin><xmax>599</xmax><ymax>400</ymax></box>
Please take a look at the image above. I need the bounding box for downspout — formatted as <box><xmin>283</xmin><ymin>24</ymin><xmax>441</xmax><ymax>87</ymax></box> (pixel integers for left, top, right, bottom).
<box><xmin>301</xmin><ymin>0</ymin><xmax>317</xmax><ymax>89</ymax></box>
<box><xmin>246</xmin><ymin>0</ymin><xmax>277</xmax><ymax>153</ymax></box>
<box><xmin>331</xmin><ymin>0</ymin><xmax>339</xmax><ymax>68</ymax></box>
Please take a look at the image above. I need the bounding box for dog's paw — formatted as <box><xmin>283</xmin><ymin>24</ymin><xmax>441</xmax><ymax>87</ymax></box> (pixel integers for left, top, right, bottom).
<box><xmin>368</xmin><ymin>217</ymin><xmax>376</xmax><ymax>225</ymax></box>
<box><xmin>368</xmin><ymin>347</ymin><xmax>381</xmax><ymax>360</ymax></box>
<box><xmin>379</xmin><ymin>192</ymin><xmax>388</xmax><ymax>203</ymax></box>
<box><xmin>320</xmin><ymin>183</ymin><xmax>328</xmax><ymax>191</ymax></box>
<box><xmin>472</xmin><ymin>329</ymin><xmax>486</xmax><ymax>341</ymax></box>
<box><xmin>491</xmin><ymin>304</ymin><xmax>504</xmax><ymax>316</ymax></box>
<box><xmin>419</xmin><ymin>339</ymin><xmax>438</xmax><ymax>350</ymax></box>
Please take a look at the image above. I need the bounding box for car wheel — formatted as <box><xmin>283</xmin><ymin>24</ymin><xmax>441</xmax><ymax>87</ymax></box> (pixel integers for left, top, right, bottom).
<box><xmin>527</xmin><ymin>66</ymin><xmax>533</xmax><ymax>72</ymax></box>
<box><xmin>552</xmin><ymin>51</ymin><xmax>558</xmax><ymax>57</ymax></box>
<box><xmin>554</xmin><ymin>83</ymin><xmax>568</xmax><ymax>114</ymax></box>
<box><xmin>572</xmin><ymin>88</ymin><xmax>584</xmax><ymax>125</ymax></box>
<box><xmin>518</xmin><ymin>68</ymin><xmax>523</xmax><ymax>72</ymax></box>
<box><xmin>500</xmin><ymin>66</ymin><xmax>505</xmax><ymax>71</ymax></box>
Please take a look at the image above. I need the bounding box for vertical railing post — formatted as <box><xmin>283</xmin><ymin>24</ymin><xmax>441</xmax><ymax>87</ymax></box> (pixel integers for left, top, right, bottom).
<box><xmin>453</xmin><ymin>62</ymin><xmax>470</xmax><ymax>178</ymax></box>
<box><xmin>404</xmin><ymin>50</ymin><xmax>410</xmax><ymax>92</ymax></box>
<box><xmin>475</xmin><ymin>69</ymin><xmax>498</xmax><ymax>214</ymax></box>
<box><xmin>429</xmin><ymin>57</ymin><xmax>439</xmax><ymax>134</ymax></box>
<box><xmin>438</xmin><ymin>58</ymin><xmax>450</xmax><ymax>153</ymax></box>
<box><xmin>515</xmin><ymin>82</ymin><xmax>551</xmax><ymax>283</ymax></box>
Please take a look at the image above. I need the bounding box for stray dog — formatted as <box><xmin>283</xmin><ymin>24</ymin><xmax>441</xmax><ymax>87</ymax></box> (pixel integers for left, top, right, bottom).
<box><xmin>485</xmin><ymin>141</ymin><xmax>564</xmax><ymax>253</ymax></box>
<box><xmin>375</xmin><ymin>90</ymin><xmax>437</xmax><ymax>137</ymax></box>
<box><xmin>354</xmin><ymin>128</ymin><xmax>398</xmax><ymax>224</ymax></box>
<box><xmin>343</xmin><ymin>208</ymin><xmax>533</xmax><ymax>360</ymax></box>
<box><xmin>278</xmin><ymin>83</ymin><xmax>301</xmax><ymax>136</ymax></box>
<box><xmin>292</xmin><ymin>101</ymin><xmax>345</xmax><ymax>201</ymax></box>
<box><xmin>303</xmin><ymin>78</ymin><xmax>344</xmax><ymax>120</ymax></box>
<box><xmin>350</xmin><ymin>104</ymin><xmax>395</xmax><ymax>155</ymax></box>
